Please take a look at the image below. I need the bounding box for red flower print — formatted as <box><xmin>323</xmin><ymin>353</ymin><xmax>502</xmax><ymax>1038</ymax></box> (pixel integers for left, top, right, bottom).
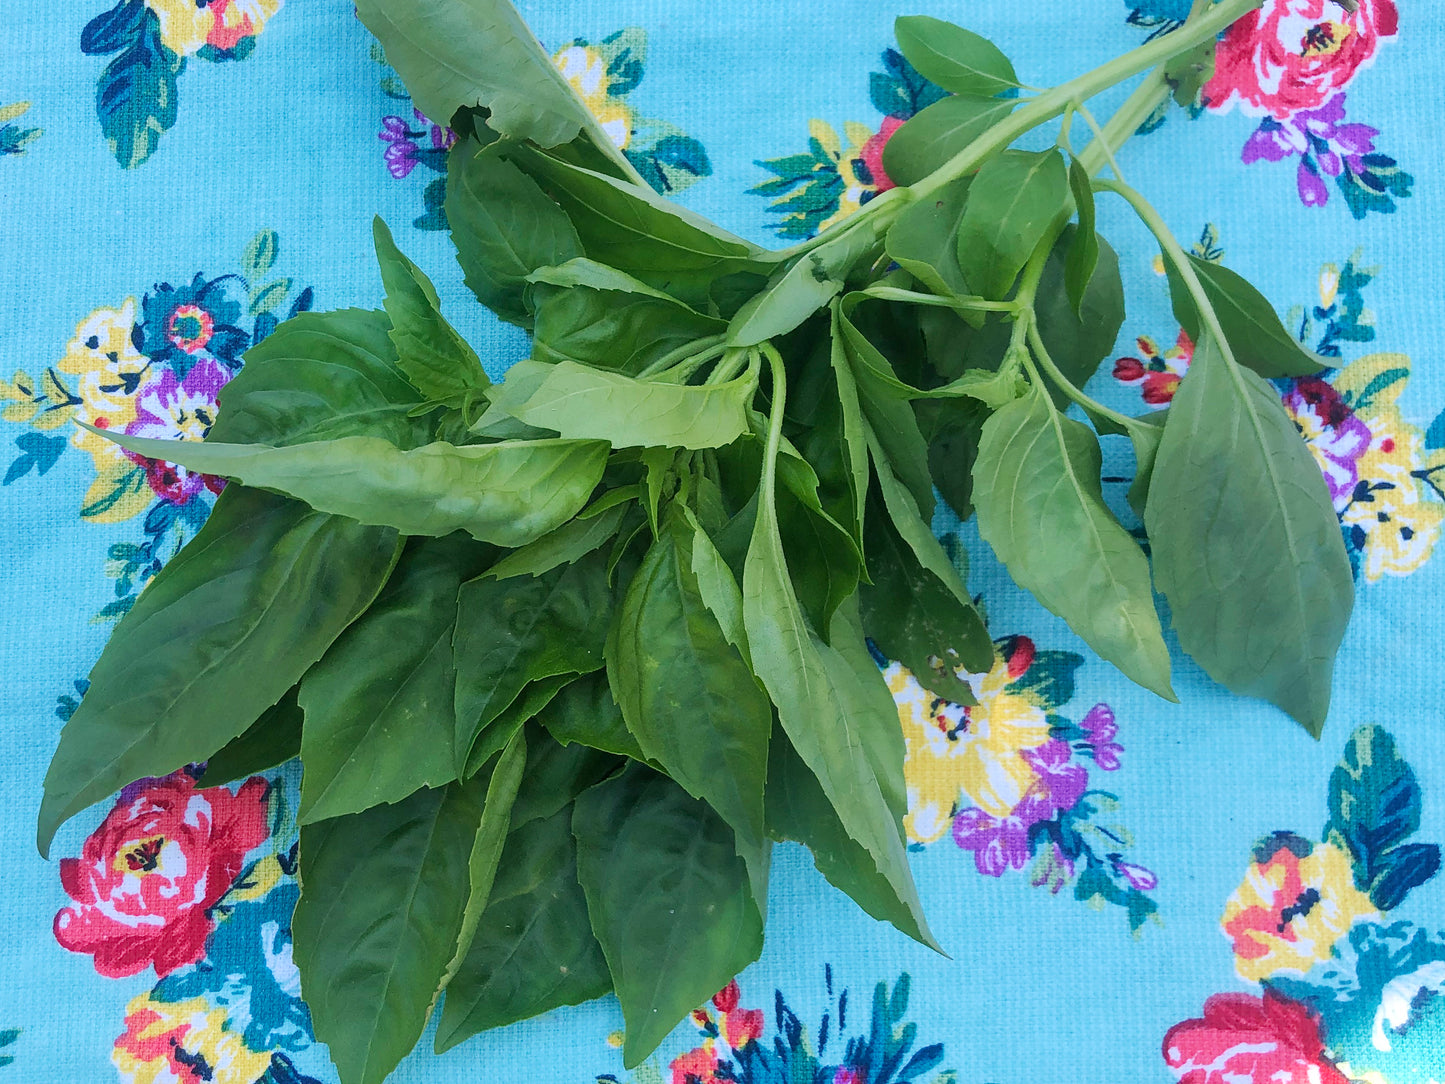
<box><xmin>54</xmin><ymin>771</ymin><xmax>269</xmax><ymax>978</ymax></box>
<box><xmin>1204</xmin><ymin>0</ymin><xmax>1399</xmax><ymax>120</ymax></box>
<box><xmin>1163</xmin><ymin>990</ymin><xmax>1349</xmax><ymax>1083</ymax></box>
<box><xmin>712</xmin><ymin>979</ymin><xmax>741</xmax><ymax>1014</ymax></box>
<box><xmin>724</xmin><ymin>1006</ymin><xmax>764</xmax><ymax>1049</ymax></box>
<box><xmin>670</xmin><ymin>1044</ymin><xmax>721</xmax><ymax>1084</ymax></box>
<box><xmin>859</xmin><ymin>115</ymin><xmax>903</xmax><ymax>192</ymax></box>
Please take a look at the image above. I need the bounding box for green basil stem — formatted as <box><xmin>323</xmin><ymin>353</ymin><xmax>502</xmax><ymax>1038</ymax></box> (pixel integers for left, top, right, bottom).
<box><xmin>704</xmin><ymin>346</ymin><xmax>755</xmax><ymax>387</ymax></box>
<box><xmin>862</xmin><ymin>286</ymin><xmax>1018</xmax><ymax>315</ymax></box>
<box><xmin>1070</xmin><ymin>98</ymin><xmax>1128</xmax><ymax>184</ymax></box>
<box><xmin>1092</xmin><ymin>176</ymin><xmax>1232</xmax><ymax>353</ymax></box>
<box><xmin>637</xmin><ymin>334</ymin><xmax>727</xmax><ymax>379</ymax></box>
<box><xmin>756</xmin><ymin>343</ymin><xmax>788</xmax><ymax>509</ymax></box>
<box><xmin>1026</xmin><ymin>321</ymin><xmax>1142</xmax><ymax>435</ymax></box>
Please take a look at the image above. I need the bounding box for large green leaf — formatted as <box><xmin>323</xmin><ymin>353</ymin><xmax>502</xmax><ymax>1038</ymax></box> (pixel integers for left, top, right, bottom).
<box><xmin>483</xmin><ymin>493</ymin><xmax>631</xmax><ymax>581</ymax></box>
<box><xmin>973</xmin><ymin>384</ymin><xmax>1174</xmax><ymax>699</ymax></box>
<box><xmin>1165</xmin><ymin>254</ymin><xmax>1327</xmax><ymax>378</ymax></box>
<box><xmin>38</xmin><ymin>488</ymin><xmax>399</xmax><ymax>855</ymax></box>
<box><xmin>884</xmin><ymin>176</ymin><xmax>972</xmax><ymax>300</ymax></box>
<box><xmin>88</xmin><ymin>427</ymin><xmax>608</xmax><ymax>548</ymax></box>
<box><xmin>356</xmin><ymin>0</ymin><xmax>599</xmax><ymax>149</ymax></box>
<box><xmin>1035</xmin><ymin>227</ymin><xmax>1126</xmax><ymax>418</ymax></box>
<box><xmin>488</xmin><ymin>357</ymin><xmax>756</xmax><ymax>449</ymax></box>
<box><xmin>742</xmin><ymin>397</ymin><xmax>928</xmax><ymax>945</ymax></box>
<box><xmin>529</xmin><ymin>275</ymin><xmax>727</xmax><ymax>374</ymax></box>
<box><xmin>1145</xmin><ymin>332</ymin><xmax>1352</xmax><ymax>733</ymax></box>
<box><xmin>297</xmin><ymin>535</ymin><xmax>490</xmax><ymax>823</ymax></box>
<box><xmin>881</xmin><ymin>95</ymin><xmax>1016</xmax><ymax>189</ymax></box>
<box><xmin>727</xmin><ymin>226</ymin><xmax>878</xmax><ymax>347</ymax></box>
<box><xmin>765</xmin><ymin>727</ymin><xmax>935</xmax><ymax>947</ymax></box>
<box><xmin>510</xmin><ymin>725</ymin><xmax>624</xmax><ymax>827</ymax></box>
<box><xmin>436</xmin><ymin>800</ymin><xmax>611</xmax><ymax>1052</ymax></box>
<box><xmin>607</xmin><ymin>515</ymin><xmax>772</xmax><ymax>850</ymax></box>
<box><xmin>839</xmin><ymin>325</ymin><xmax>936</xmax><ymax>519</ymax></box>
<box><xmin>198</xmin><ymin>687</ymin><xmax>302</xmax><ymax>786</ymax></box>
<box><xmin>507</xmin><ymin>145</ymin><xmax>769</xmax><ymax>305</ymax></box>
<box><xmin>446</xmin><ymin>138</ymin><xmax>583</xmax><ymax>326</ymax></box>
<box><xmin>207</xmin><ymin>308</ymin><xmax>429</xmax><ymax>449</ymax></box>
<box><xmin>894</xmin><ymin>15</ymin><xmax>1018</xmax><ymax>96</ymax></box>
<box><xmin>372</xmin><ymin>217</ymin><xmax>488</xmax><ymax>398</ymax></box>
<box><xmin>955</xmin><ymin>149</ymin><xmax>1069</xmax><ymax>301</ymax></box>
<box><xmin>293</xmin><ymin>778</ymin><xmax>485</xmax><ymax>1084</ymax></box>
<box><xmin>452</xmin><ymin>551</ymin><xmax>612</xmax><ymax>768</ymax></box>
<box><xmin>573</xmin><ymin>765</ymin><xmax>764</xmax><ymax>1068</ymax></box>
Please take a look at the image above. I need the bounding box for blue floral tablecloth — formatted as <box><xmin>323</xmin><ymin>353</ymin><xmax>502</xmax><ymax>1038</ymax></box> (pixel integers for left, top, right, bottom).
<box><xmin>3</xmin><ymin>1</ymin><xmax>1443</xmax><ymax>1081</ymax></box>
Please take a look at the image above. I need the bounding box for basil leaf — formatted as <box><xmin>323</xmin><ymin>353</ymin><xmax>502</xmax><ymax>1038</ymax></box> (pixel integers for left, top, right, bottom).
<box><xmin>435</xmin><ymin>800</ymin><xmax>611</xmax><ymax>1052</ymax></box>
<box><xmin>1165</xmin><ymin>255</ymin><xmax>1328</xmax><ymax>378</ymax></box>
<box><xmin>573</xmin><ymin>764</ymin><xmax>765</xmax><ymax>1069</ymax></box>
<box><xmin>372</xmin><ymin>216</ymin><xmax>488</xmax><ymax>398</ymax></box>
<box><xmin>881</xmin><ymin>95</ymin><xmax>1016</xmax><ymax>189</ymax></box>
<box><xmin>483</xmin><ymin>496</ymin><xmax>630</xmax><ymax>581</ymax></box>
<box><xmin>727</xmin><ymin>226</ymin><xmax>878</xmax><ymax>347</ymax></box>
<box><xmin>440</xmin><ymin>726</ymin><xmax>527</xmax><ymax>993</ymax></box>
<box><xmin>508</xmin><ymin>144</ymin><xmax>770</xmax><ymax>306</ymax></box>
<box><xmin>446</xmin><ymin>138</ymin><xmax>583</xmax><ymax>327</ymax></box>
<box><xmin>973</xmin><ymin>384</ymin><xmax>1174</xmax><ymax>699</ymax></box>
<box><xmin>1145</xmin><ymin>332</ymin><xmax>1352</xmax><ymax>734</ymax></box>
<box><xmin>920</xmin><ymin>396</ymin><xmax>989</xmax><ymax>521</ymax></box>
<box><xmin>198</xmin><ymin>686</ymin><xmax>302</xmax><ymax>786</ymax></box>
<box><xmin>510</xmin><ymin>725</ymin><xmax>624</xmax><ymax>827</ymax></box>
<box><xmin>607</xmin><ymin>515</ymin><xmax>772</xmax><ymax>851</ymax></box>
<box><xmin>356</xmin><ymin>0</ymin><xmax>599</xmax><ymax>150</ymax></box>
<box><xmin>87</xmin><ymin>427</ymin><xmax>609</xmax><ymax>548</ymax></box>
<box><xmin>541</xmin><ymin>671</ymin><xmax>647</xmax><ymax>762</ymax></box>
<box><xmin>207</xmin><ymin>308</ymin><xmax>429</xmax><ymax>449</ymax></box>
<box><xmin>1064</xmin><ymin>157</ymin><xmax>1099</xmax><ymax>317</ymax></box>
<box><xmin>884</xmin><ymin>176</ymin><xmax>973</xmax><ymax>302</ymax></box>
<box><xmin>294</xmin><ymin>778</ymin><xmax>487</xmax><ymax>1084</ymax></box>
<box><xmin>684</xmin><ymin>508</ymin><xmax>748</xmax><ymax>656</ymax></box>
<box><xmin>829</xmin><ymin>309</ymin><xmax>872</xmax><ymax>541</ymax></box>
<box><xmin>894</xmin><ymin>15</ymin><xmax>1019</xmax><ymax>97</ymax></box>
<box><xmin>462</xmin><ymin>673</ymin><xmax>573</xmax><ymax>779</ymax></box>
<box><xmin>489</xmin><ymin>358</ymin><xmax>756</xmax><ymax>450</ymax></box>
<box><xmin>777</xmin><ymin>483</ymin><xmax>863</xmax><ymax>638</ymax></box>
<box><xmin>743</xmin><ymin>420</ymin><xmax>927</xmax><ymax>945</ymax></box>
<box><xmin>765</xmin><ymin>726</ymin><xmax>936</xmax><ymax>947</ymax></box>
<box><xmin>1036</xmin><ymin>226</ymin><xmax>1126</xmax><ymax>419</ymax></box>
<box><xmin>530</xmin><ymin>276</ymin><xmax>727</xmax><ymax>374</ymax></box>
<box><xmin>956</xmin><ymin>149</ymin><xmax>1069</xmax><ymax>301</ymax></box>
<box><xmin>38</xmin><ymin>488</ymin><xmax>399</xmax><ymax>855</ymax></box>
<box><xmin>297</xmin><ymin>535</ymin><xmax>490</xmax><ymax>823</ymax></box>
<box><xmin>452</xmin><ymin>551</ymin><xmax>612</xmax><ymax>768</ymax></box>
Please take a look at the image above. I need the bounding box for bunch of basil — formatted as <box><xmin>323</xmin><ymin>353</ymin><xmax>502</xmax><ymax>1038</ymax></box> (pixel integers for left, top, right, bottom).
<box><xmin>37</xmin><ymin>0</ymin><xmax>1354</xmax><ymax>1080</ymax></box>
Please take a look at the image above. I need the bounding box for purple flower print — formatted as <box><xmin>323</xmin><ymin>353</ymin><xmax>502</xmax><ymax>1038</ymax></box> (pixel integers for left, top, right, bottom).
<box><xmin>1017</xmin><ymin>740</ymin><xmax>1089</xmax><ymax>822</ymax></box>
<box><xmin>1241</xmin><ymin>93</ymin><xmax>1379</xmax><ymax>208</ymax></box>
<box><xmin>1282</xmin><ymin>377</ymin><xmax>1372</xmax><ymax>510</ymax></box>
<box><xmin>1111</xmin><ymin>855</ymin><xmax>1159</xmax><ymax>892</ymax></box>
<box><xmin>379</xmin><ymin>109</ymin><xmax>456</xmax><ymax>180</ymax></box>
<box><xmin>952</xmin><ymin>808</ymin><xmax>1032</xmax><ymax>877</ymax></box>
<box><xmin>124</xmin><ymin>359</ymin><xmax>230</xmax><ymax>504</ymax></box>
<box><xmin>1080</xmin><ymin>703</ymin><xmax>1124</xmax><ymax>771</ymax></box>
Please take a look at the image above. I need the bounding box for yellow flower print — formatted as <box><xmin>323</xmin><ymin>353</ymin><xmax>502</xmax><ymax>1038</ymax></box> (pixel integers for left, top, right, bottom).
<box><xmin>888</xmin><ymin>657</ymin><xmax>1050</xmax><ymax>843</ymax></box>
<box><xmin>807</xmin><ymin>119</ymin><xmax>879</xmax><ymax>234</ymax></box>
<box><xmin>552</xmin><ymin>45</ymin><xmax>633</xmax><ymax>150</ymax></box>
<box><xmin>147</xmin><ymin>0</ymin><xmax>281</xmax><ymax>58</ymax></box>
<box><xmin>1332</xmin><ymin>353</ymin><xmax>1445</xmax><ymax>582</ymax></box>
<box><xmin>1221</xmin><ymin>836</ymin><xmax>1378</xmax><ymax>982</ymax></box>
<box><xmin>112</xmin><ymin>993</ymin><xmax>270</xmax><ymax>1084</ymax></box>
<box><xmin>58</xmin><ymin>299</ymin><xmax>147</xmax><ymax>435</ymax></box>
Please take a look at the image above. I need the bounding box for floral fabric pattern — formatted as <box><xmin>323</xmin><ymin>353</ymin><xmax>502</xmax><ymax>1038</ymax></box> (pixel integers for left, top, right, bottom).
<box><xmin>0</xmin><ymin>230</ymin><xmax>313</xmax><ymax>621</ymax></box>
<box><xmin>601</xmin><ymin>971</ymin><xmax>949</xmax><ymax>1084</ymax></box>
<box><xmin>0</xmin><ymin>102</ymin><xmax>40</xmax><ymax>156</ymax></box>
<box><xmin>1113</xmin><ymin>249</ymin><xmax>1445</xmax><ymax>583</ymax></box>
<box><xmin>376</xmin><ymin>28</ymin><xmax>712</xmax><ymax>231</ymax></box>
<box><xmin>1129</xmin><ymin>0</ymin><xmax>1412</xmax><ymax>215</ymax></box>
<box><xmin>81</xmin><ymin>0</ymin><xmax>284</xmax><ymax>168</ymax></box>
<box><xmin>1162</xmin><ymin>725</ymin><xmax>1444</xmax><ymax>1083</ymax></box>
<box><xmin>885</xmin><ymin>633</ymin><xmax>1158</xmax><ymax>930</ymax></box>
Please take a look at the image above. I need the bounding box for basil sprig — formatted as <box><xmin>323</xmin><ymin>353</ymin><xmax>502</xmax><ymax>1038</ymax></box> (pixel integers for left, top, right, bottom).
<box><xmin>39</xmin><ymin>0</ymin><xmax>1350</xmax><ymax>1080</ymax></box>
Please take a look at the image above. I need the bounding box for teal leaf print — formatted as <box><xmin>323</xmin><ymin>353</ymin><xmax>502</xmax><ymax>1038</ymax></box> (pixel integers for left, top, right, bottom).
<box><xmin>1325</xmin><ymin>725</ymin><xmax>1442</xmax><ymax>909</ymax></box>
<box><xmin>0</xmin><ymin>103</ymin><xmax>40</xmax><ymax>156</ymax></box>
<box><xmin>3</xmin><ymin>433</ymin><xmax>66</xmax><ymax>485</ymax></box>
<box><xmin>0</xmin><ymin>1028</ymin><xmax>16</xmax><ymax>1068</ymax></box>
<box><xmin>91</xmin><ymin>7</ymin><xmax>183</xmax><ymax>169</ymax></box>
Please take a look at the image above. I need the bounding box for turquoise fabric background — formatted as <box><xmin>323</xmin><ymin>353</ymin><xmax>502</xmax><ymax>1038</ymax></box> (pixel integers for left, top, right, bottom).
<box><xmin>2</xmin><ymin>1</ymin><xmax>1442</xmax><ymax>1081</ymax></box>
